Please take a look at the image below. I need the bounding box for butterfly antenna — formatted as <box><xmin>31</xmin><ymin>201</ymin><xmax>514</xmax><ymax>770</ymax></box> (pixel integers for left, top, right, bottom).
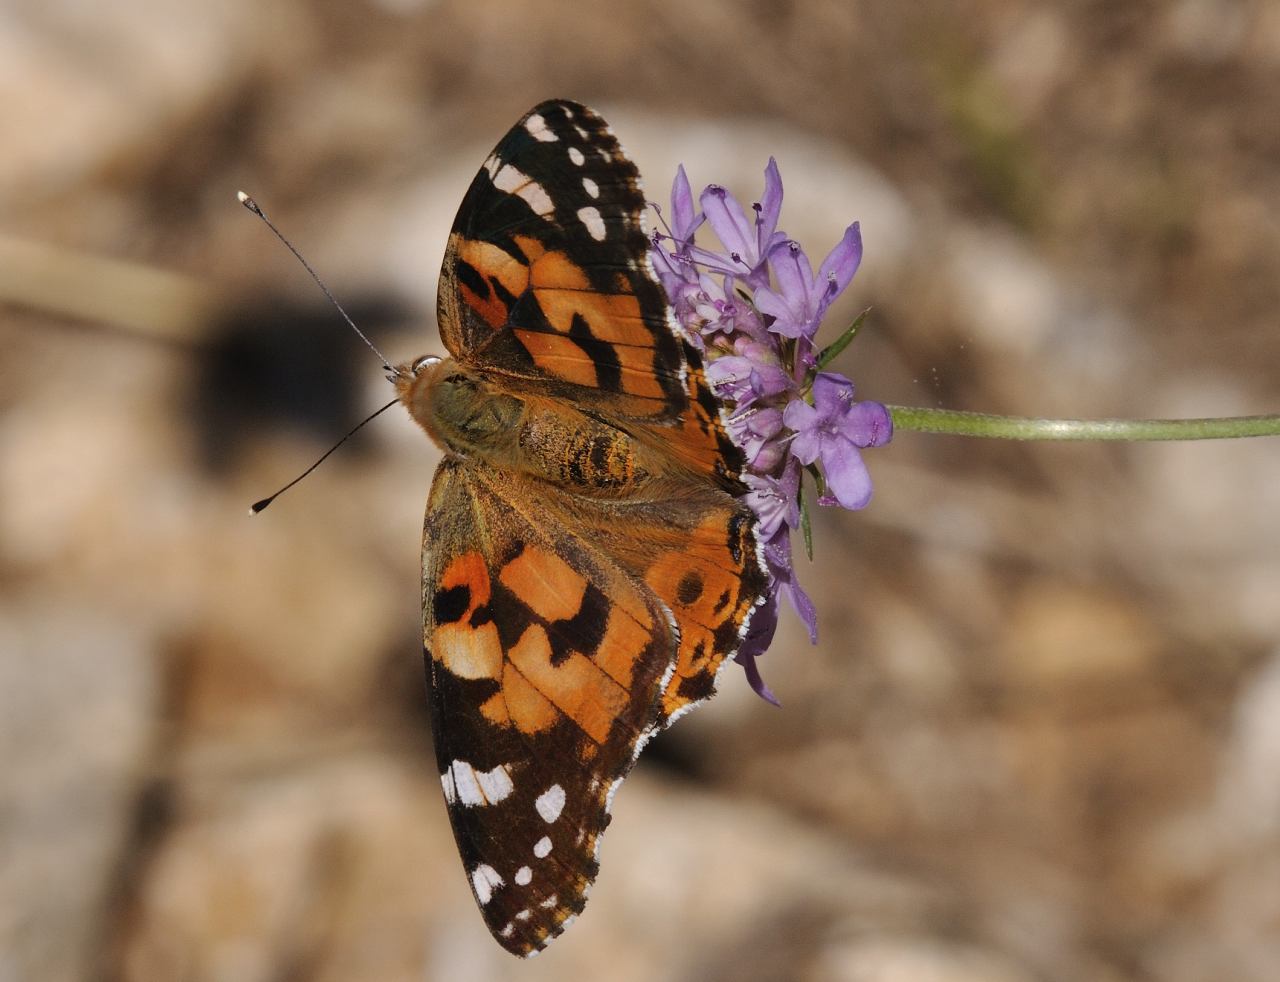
<box><xmin>236</xmin><ymin>191</ymin><xmax>399</xmax><ymax>375</ymax></box>
<box><xmin>249</xmin><ymin>396</ymin><xmax>400</xmax><ymax>515</ymax></box>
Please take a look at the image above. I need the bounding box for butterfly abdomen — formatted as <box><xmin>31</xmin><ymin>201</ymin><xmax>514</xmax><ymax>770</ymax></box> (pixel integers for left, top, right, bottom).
<box><xmin>515</xmin><ymin>398</ymin><xmax>653</xmax><ymax>491</ymax></box>
<box><xmin>399</xmin><ymin>357</ymin><xmax>655</xmax><ymax>493</ymax></box>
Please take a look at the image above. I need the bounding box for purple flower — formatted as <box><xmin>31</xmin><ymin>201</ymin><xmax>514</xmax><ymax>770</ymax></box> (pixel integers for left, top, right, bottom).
<box><xmin>754</xmin><ymin>223</ymin><xmax>862</xmax><ymax>340</ymax></box>
<box><xmin>647</xmin><ymin>156</ymin><xmax>890</xmax><ymax>703</ymax></box>
<box><xmin>697</xmin><ymin>159</ymin><xmax>786</xmax><ymax>288</ymax></box>
<box><xmin>742</xmin><ymin>470</ymin><xmax>798</xmax><ymax>540</ymax></box>
<box><xmin>728</xmin><ymin>406</ymin><xmax>787</xmax><ymax>472</ymax></box>
<box><xmin>761</xmin><ymin>527</ymin><xmax>818</xmax><ymax>644</ymax></box>
<box><xmin>738</xmin><ymin>462</ymin><xmax>817</xmax><ymax>687</ymax></box>
<box><xmin>652</xmin><ymin>252</ymin><xmax>701</xmax><ymax>329</ymax></box>
<box><xmin>783</xmin><ymin>373</ymin><xmax>891</xmax><ymax>510</ymax></box>
<box><xmin>667</xmin><ymin>164</ymin><xmax>704</xmax><ymax>249</ymax></box>
<box><xmin>736</xmin><ymin>594</ymin><xmax>780</xmax><ymax>705</ymax></box>
<box><xmin>706</xmin><ymin>340</ymin><xmax>792</xmax><ymax>405</ymax></box>
<box><xmin>688</xmin><ymin>274</ymin><xmax>766</xmax><ymax>342</ymax></box>
<box><xmin>742</xmin><ymin>463</ymin><xmax>818</xmax><ymax>644</ymax></box>
<box><xmin>650</xmin><ymin>166</ymin><xmax>707</xmax><ymax>317</ymax></box>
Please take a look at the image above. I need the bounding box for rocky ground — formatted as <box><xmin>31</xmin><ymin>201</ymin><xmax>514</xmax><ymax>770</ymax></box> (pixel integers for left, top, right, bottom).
<box><xmin>2</xmin><ymin>2</ymin><xmax>1279</xmax><ymax>980</ymax></box>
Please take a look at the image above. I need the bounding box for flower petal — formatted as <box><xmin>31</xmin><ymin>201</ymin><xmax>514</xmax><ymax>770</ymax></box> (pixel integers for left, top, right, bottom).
<box><xmin>784</xmin><ymin>570</ymin><xmax>819</xmax><ymax>643</ymax></box>
<box><xmin>820</xmin><ymin>437</ymin><xmax>874</xmax><ymax>510</ymax></box>
<box><xmin>789</xmin><ymin>430</ymin><xmax>822</xmax><ymax>466</ymax></box>
<box><xmin>756</xmin><ymin>158</ymin><xmax>784</xmax><ymax>254</ymax></box>
<box><xmin>705</xmin><ymin>355</ymin><xmax>756</xmax><ymax>402</ymax></box>
<box><xmin>737</xmin><ymin>644</ymin><xmax>781</xmax><ymax>706</ymax></box>
<box><xmin>748</xmin><ymin>363</ymin><xmax>793</xmax><ymax>400</ymax></box>
<box><xmin>811</xmin><ymin>371</ymin><xmax>855</xmax><ymax>417</ymax></box>
<box><xmin>782</xmin><ymin>396</ymin><xmax>819</xmax><ymax>432</ymax></box>
<box><xmin>816</xmin><ymin>222</ymin><xmax>863</xmax><ymax>302</ymax></box>
<box><xmin>670</xmin><ymin>165</ymin><xmax>703</xmax><ymax>243</ymax></box>
<box><xmin>735</xmin><ymin>589</ymin><xmax>780</xmax><ymax>704</ymax></box>
<box><xmin>752</xmin><ymin>285</ymin><xmax>803</xmax><ymax>337</ymax></box>
<box><xmin>768</xmin><ymin>238</ymin><xmax>817</xmax><ymax>315</ymax></box>
<box><xmin>845</xmin><ymin>400</ymin><xmax>893</xmax><ymax>448</ymax></box>
<box><xmin>742</xmin><ymin>472</ymin><xmax>789</xmax><ymax>539</ymax></box>
<box><xmin>700</xmin><ymin>184</ymin><xmax>754</xmax><ymax>261</ymax></box>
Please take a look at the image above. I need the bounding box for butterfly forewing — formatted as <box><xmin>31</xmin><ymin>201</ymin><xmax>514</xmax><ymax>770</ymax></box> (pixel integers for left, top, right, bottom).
<box><xmin>437</xmin><ymin>101</ymin><xmax>689</xmax><ymax>422</ymax></box>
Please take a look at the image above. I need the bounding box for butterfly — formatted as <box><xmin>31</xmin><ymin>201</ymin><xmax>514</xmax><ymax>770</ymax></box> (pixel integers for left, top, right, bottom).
<box><xmin>391</xmin><ymin>100</ymin><xmax>768</xmax><ymax>957</ymax></box>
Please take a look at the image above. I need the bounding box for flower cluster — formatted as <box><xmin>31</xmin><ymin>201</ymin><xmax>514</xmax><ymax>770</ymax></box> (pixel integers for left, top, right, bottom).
<box><xmin>650</xmin><ymin>161</ymin><xmax>892</xmax><ymax>702</ymax></box>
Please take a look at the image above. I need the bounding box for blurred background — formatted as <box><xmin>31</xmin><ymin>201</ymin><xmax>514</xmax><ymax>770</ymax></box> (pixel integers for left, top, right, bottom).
<box><xmin>3</xmin><ymin>2</ymin><xmax>1279</xmax><ymax>980</ymax></box>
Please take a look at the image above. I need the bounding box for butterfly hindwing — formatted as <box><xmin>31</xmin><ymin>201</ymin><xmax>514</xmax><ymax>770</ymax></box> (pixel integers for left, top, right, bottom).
<box><xmin>422</xmin><ymin>457</ymin><xmax>678</xmax><ymax>954</ymax></box>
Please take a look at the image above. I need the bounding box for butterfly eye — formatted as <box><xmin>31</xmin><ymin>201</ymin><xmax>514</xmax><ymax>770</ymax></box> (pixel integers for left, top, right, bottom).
<box><xmin>412</xmin><ymin>355</ymin><xmax>443</xmax><ymax>374</ymax></box>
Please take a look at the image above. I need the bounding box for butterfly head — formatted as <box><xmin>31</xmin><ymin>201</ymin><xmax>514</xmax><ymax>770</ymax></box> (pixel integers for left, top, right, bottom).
<box><xmin>389</xmin><ymin>353</ymin><xmax>443</xmax><ymax>382</ymax></box>
<box><xmin>391</xmin><ymin>353</ymin><xmax>443</xmax><ymax>394</ymax></box>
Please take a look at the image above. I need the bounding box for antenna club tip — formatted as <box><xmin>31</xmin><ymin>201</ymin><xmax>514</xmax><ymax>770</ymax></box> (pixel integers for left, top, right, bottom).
<box><xmin>249</xmin><ymin>499</ymin><xmax>270</xmax><ymax>515</ymax></box>
<box><xmin>237</xmin><ymin>191</ymin><xmax>263</xmax><ymax>215</ymax></box>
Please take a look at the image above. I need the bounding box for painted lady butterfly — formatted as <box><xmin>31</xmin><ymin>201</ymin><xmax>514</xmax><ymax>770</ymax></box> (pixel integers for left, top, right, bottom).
<box><xmin>393</xmin><ymin>100</ymin><xmax>768</xmax><ymax>956</ymax></box>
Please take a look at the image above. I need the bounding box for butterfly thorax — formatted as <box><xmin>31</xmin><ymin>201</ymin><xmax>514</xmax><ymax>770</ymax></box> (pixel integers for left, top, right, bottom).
<box><xmin>396</xmin><ymin>356</ymin><xmax>652</xmax><ymax>494</ymax></box>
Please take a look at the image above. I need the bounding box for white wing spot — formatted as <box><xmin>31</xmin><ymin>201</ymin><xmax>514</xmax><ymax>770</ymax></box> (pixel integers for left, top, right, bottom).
<box><xmin>582</xmin><ymin>176</ymin><xmax>599</xmax><ymax>199</ymax></box>
<box><xmin>533</xmin><ymin>836</ymin><xmax>552</xmax><ymax>858</ymax></box>
<box><xmin>518</xmin><ymin>182</ymin><xmax>553</xmax><ymax>216</ymax></box>
<box><xmin>578</xmin><ymin>206</ymin><xmax>606</xmax><ymax>242</ymax></box>
<box><xmin>539</xmin><ymin>894</ymin><xmax>558</xmax><ymax>909</ymax></box>
<box><xmin>535</xmin><ymin>784</ymin><xmax>566</xmax><ymax>823</ymax></box>
<box><xmin>450</xmin><ymin>760</ymin><xmax>481</xmax><ymax>805</ymax></box>
<box><xmin>471</xmin><ymin>864</ymin><xmax>504</xmax><ymax>905</ymax></box>
<box><xmin>574</xmin><ymin>125</ymin><xmax>589</xmax><ymax>141</ymax></box>
<box><xmin>525</xmin><ymin>113</ymin><xmax>558</xmax><ymax>142</ymax></box>
<box><xmin>446</xmin><ymin>760</ymin><xmax>513</xmax><ymax>806</ymax></box>
<box><xmin>476</xmin><ymin>763</ymin><xmax>514</xmax><ymax>804</ymax></box>
<box><xmin>515</xmin><ymin>909</ymin><xmax>532</xmax><ymax>922</ymax></box>
<box><xmin>514</xmin><ymin>866</ymin><xmax>532</xmax><ymax>885</ymax></box>
<box><xmin>499</xmin><ymin>923</ymin><xmax>515</xmax><ymax>938</ymax></box>
<box><xmin>568</xmin><ymin>146</ymin><xmax>585</xmax><ymax>166</ymax></box>
<box><xmin>491</xmin><ymin>163</ymin><xmax>554</xmax><ymax>216</ymax></box>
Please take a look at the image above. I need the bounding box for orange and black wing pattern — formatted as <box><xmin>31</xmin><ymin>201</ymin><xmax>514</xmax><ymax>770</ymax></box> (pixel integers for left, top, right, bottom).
<box><xmin>438</xmin><ymin>100</ymin><xmax>684</xmax><ymax>418</ymax></box>
<box><xmin>420</xmin><ymin>101</ymin><xmax>769</xmax><ymax>958</ymax></box>
<box><xmin>436</xmin><ymin>100</ymin><xmax>738</xmax><ymax>484</ymax></box>
<box><xmin>422</xmin><ymin>461</ymin><xmax>679</xmax><ymax>955</ymax></box>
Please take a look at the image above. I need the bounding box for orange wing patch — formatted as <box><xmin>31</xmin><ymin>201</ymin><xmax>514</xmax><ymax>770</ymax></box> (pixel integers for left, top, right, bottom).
<box><xmin>507</xmin><ymin>625</ymin><xmax>630</xmax><ymax>745</ymax></box>
<box><xmin>477</xmin><ymin>660</ymin><xmax>560</xmax><ymax>735</ymax></box>
<box><xmin>449</xmin><ymin>229</ymin><xmax>679</xmax><ymax>408</ymax></box>
<box><xmin>499</xmin><ymin>545</ymin><xmax>588</xmax><ymax>622</ymax></box>
<box><xmin>453</xmin><ymin>238</ymin><xmax>527</xmax><ymax>331</ymax></box>
<box><xmin>593</xmin><ymin>605</ymin><xmax>660</xmax><ymax>689</ymax></box>
<box><xmin>434</xmin><ymin>553</ymin><xmax>502</xmax><ymax>680</ymax></box>
<box><xmin>645</xmin><ymin>507</ymin><xmax>760</xmax><ymax>721</ymax></box>
<box><xmin>510</xmin><ymin>330</ymin><xmax>601</xmax><ymax>388</ymax></box>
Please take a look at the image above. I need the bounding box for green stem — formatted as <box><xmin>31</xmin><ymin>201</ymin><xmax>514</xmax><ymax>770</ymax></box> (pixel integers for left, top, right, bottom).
<box><xmin>886</xmin><ymin>406</ymin><xmax>1280</xmax><ymax>441</ymax></box>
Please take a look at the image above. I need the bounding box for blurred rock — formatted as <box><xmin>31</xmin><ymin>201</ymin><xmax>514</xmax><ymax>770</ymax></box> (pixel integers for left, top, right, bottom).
<box><xmin>0</xmin><ymin>596</ymin><xmax>158</xmax><ymax>982</ymax></box>
<box><xmin>807</xmin><ymin>937</ymin><xmax>1034</xmax><ymax>982</ymax></box>
<box><xmin>2</xmin><ymin>1</ymin><xmax>1279</xmax><ymax>979</ymax></box>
